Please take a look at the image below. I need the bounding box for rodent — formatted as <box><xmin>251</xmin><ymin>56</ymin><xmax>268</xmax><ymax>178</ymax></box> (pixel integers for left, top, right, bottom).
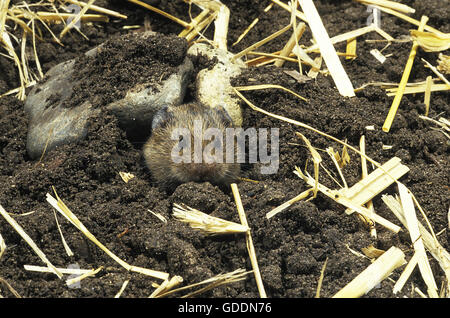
<box><xmin>143</xmin><ymin>102</ymin><xmax>240</xmax><ymax>190</ymax></box>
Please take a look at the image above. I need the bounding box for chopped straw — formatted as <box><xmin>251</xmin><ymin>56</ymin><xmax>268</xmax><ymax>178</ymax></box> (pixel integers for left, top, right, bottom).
<box><xmin>397</xmin><ymin>183</ymin><xmax>438</xmax><ymax>298</ymax></box>
<box><xmin>315</xmin><ymin>257</ymin><xmax>328</xmax><ymax>298</ymax></box>
<box><xmin>299</xmin><ymin>0</ymin><xmax>355</xmax><ymax>97</ymax></box>
<box><xmin>114</xmin><ymin>280</ymin><xmax>130</xmax><ymax>298</ymax></box>
<box><xmin>421</xmin><ymin>58</ymin><xmax>450</xmax><ymax>85</ymax></box>
<box><xmin>294</xmin><ymin>166</ymin><xmax>401</xmax><ymax>233</ymax></box>
<box><xmin>232</xmin><ymin>3</ymin><xmax>273</xmax><ymax>46</ymax></box>
<box><xmin>149</xmin><ymin>275</ymin><xmax>183</xmax><ymax>298</ymax></box>
<box><xmin>172</xmin><ymin>203</ymin><xmax>249</xmax><ymax>235</ymax></box>
<box><xmin>424</xmin><ymin>76</ymin><xmax>432</xmax><ymax>116</ymax></box>
<box><xmin>66</xmin><ymin>266</ymin><xmax>103</xmax><ymax>287</ymax></box>
<box><xmin>382</xmin><ymin>194</ymin><xmax>450</xmax><ymax>295</ymax></box>
<box><xmin>410</xmin><ymin>30</ymin><xmax>450</xmax><ymax>52</ymax></box>
<box><xmin>355</xmin><ymin>0</ymin><xmax>416</xmax><ymax>14</ymax></box>
<box><xmin>274</xmin><ymin>21</ymin><xmax>305</xmax><ymax>67</ymax></box>
<box><xmin>52</xmin><ymin>209</ymin><xmax>74</xmax><ymax>257</ymax></box>
<box><xmin>0</xmin><ymin>233</ymin><xmax>5</xmax><ymax>261</ymax></box>
<box><xmin>233</xmin><ymin>23</ymin><xmax>292</xmax><ymax>60</ymax></box>
<box><xmin>59</xmin><ymin>0</ymin><xmax>96</xmax><ymax>39</ymax></box>
<box><xmin>46</xmin><ymin>188</ymin><xmax>169</xmax><ymax>281</ymax></box>
<box><xmin>64</xmin><ymin>0</ymin><xmax>127</xmax><ymax>19</ymax></box>
<box><xmin>128</xmin><ymin>0</ymin><xmax>188</xmax><ymax>27</ymax></box>
<box><xmin>333</xmin><ymin>246</ymin><xmax>406</xmax><ymax>298</ymax></box>
<box><xmin>24</xmin><ymin>265</ymin><xmax>93</xmax><ymax>275</ymax></box>
<box><xmin>382</xmin><ymin>15</ymin><xmax>429</xmax><ymax>132</ymax></box>
<box><xmin>0</xmin><ymin>204</ymin><xmax>63</xmax><ymax>279</ymax></box>
<box><xmin>231</xmin><ymin>183</ymin><xmax>267</xmax><ymax>298</ymax></box>
<box><xmin>234</xmin><ymin>84</ymin><xmax>308</xmax><ymax>102</ymax></box>
<box><xmin>359</xmin><ymin>135</ymin><xmax>377</xmax><ymax>238</ymax></box>
<box><xmin>393</xmin><ymin>252</ymin><xmax>419</xmax><ymax>294</ymax></box>
<box><xmin>155</xmin><ymin>269</ymin><xmax>251</xmax><ymax>298</ymax></box>
<box><xmin>266</xmin><ymin>188</ymin><xmax>313</xmax><ymax>219</ymax></box>
<box><xmin>346</xmin><ymin>37</ymin><xmax>357</xmax><ymax>60</ymax></box>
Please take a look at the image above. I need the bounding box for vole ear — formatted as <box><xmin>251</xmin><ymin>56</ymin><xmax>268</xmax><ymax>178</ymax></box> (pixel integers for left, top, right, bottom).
<box><xmin>214</xmin><ymin>104</ymin><xmax>234</xmax><ymax>127</ymax></box>
<box><xmin>151</xmin><ymin>105</ymin><xmax>173</xmax><ymax>130</ymax></box>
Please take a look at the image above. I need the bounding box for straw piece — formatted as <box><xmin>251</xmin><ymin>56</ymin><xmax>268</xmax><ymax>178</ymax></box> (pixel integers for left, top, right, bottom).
<box><xmin>115</xmin><ymin>280</ymin><xmax>130</xmax><ymax>298</ymax></box>
<box><xmin>233</xmin><ymin>23</ymin><xmax>292</xmax><ymax>60</ymax></box>
<box><xmin>346</xmin><ymin>37</ymin><xmax>357</xmax><ymax>60</ymax></box>
<box><xmin>424</xmin><ymin>76</ymin><xmax>432</xmax><ymax>116</ymax></box>
<box><xmin>370</xmin><ymin>48</ymin><xmax>386</xmax><ymax>63</ymax></box>
<box><xmin>149</xmin><ymin>276</ymin><xmax>183</xmax><ymax>298</ymax></box>
<box><xmin>266</xmin><ymin>188</ymin><xmax>313</xmax><ymax>219</ymax></box>
<box><xmin>297</xmin><ymin>133</ymin><xmax>322</xmax><ymax>197</ymax></box>
<box><xmin>52</xmin><ymin>209</ymin><xmax>74</xmax><ymax>257</ymax></box>
<box><xmin>172</xmin><ymin>203</ymin><xmax>249</xmax><ymax>235</ymax></box>
<box><xmin>299</xmin><ymin>0</ymin><xmax>355</xmax><ymax>97</ymax></box>
<box><xmin>213</xmin><ymin>4</ymin><xmax>229</xmax><ymax>50</ymax></box>
<box><xmin>326</xmin><ymin>147</ymin><xmax>348</xmax><ymax>189</ymax></box>
<box><xmin>308</xmin><ymin>56</ymin><xmax>322</xmax><ymax>78</ymax></box>
<box><xmin>437</xmin><ymin>54</ymin><xmax>450</xmax><ymax>74</ymax></box>
<box><xmin>382</xmin><ymin>194</ymin><xmax>450</xmax><ymax>295</ymax></box>
<box><xmin>386</xmin><ymin>83</ymin><xmax>449</xmax><ymax>96</ymax></box>
<box><xmin>60</xmin><ymin>0</ymin><xmax>96</xmax><ymax>38</ymax></box>
<box><xmin>0</xmin><ymin>277</ymin><xmax>21</xmax><ymax>298</ymax></box>
<box><xmin>292</xmin><ymin>45</ymin><xmax>321</xmax><ymax>69</ymax></box>
<box><xmin>66</xmin><ymin>266</ymin><xmax>103</xmax><ymax>287</ymax></box>
<box><xmin>184</xmin><ymin>12</ymin><xmax>216</xmax><ymax>42</ymax></box>
<box><xmin>156</xmin><ymin>269</ymin><xmax>250</xmax><ymax>298</ymax></box>
<box><xmin>274</xmin><ymin>22</ymin><xmax>306</xmax><ymax>67</ymax></box>
<box><xmin>382</xmin><ymin>16</ymin><xmax>429</xmax><ymax>132</ymax></box>
<box><xmin>46</xmin><ymin>190</ymin><xmax>169</xmax><ymax>281</ymax></box>
<box><xmin>361</xmin><ymin>245</ymin><xmax>385</xmax><ymax>259</ymax></box>
<box><xmin>421</xmin><ymin>58</ymin><xmax>450</xmax><ymax>85</ymax></box>
<box><xmin>315</xmin><ymin>258</ymin><xmax>328</xmax><ymax>298</ymax></box>
<box><xmin>371</xmin><ymin>5</ymin><xmax>443</xmax><ymax>36</ymax></box>
<box><xmin>119</xmin><ymin>171</ymin><xmax>135</xmax><ymax>183</ymax></box>
<box><xmin>64</xmin><ymin>0</ymin><xmax>127</xmax><ymax>19</ymax></box>
<box><xmin>356</xmin><ymin>0</ymin><xmax>416</xmax><ymax>14</ymax></box>
<box><xmin>410</xmin><ymin>30</ymin><xmax>450</xmax><ymax>52</ymax></box>
<box><xmin>234</xmin><ymin>84</ymin><xmax>308</xmax><ymax>102</ymax></box>
<box><xmin>295</xmin><ymin>167</ymin><xmax>401</xmax><ymax>233</ymax></box>
<box><xmin>393</xmin><ymin>252</ymin><xmax>419</xmax><ymax>294</ymax></box>
<box><xmin>179</xmin><ymin>8</ymin><xmax>209</xmax><ymax>37</ymax></box>
<box><xmin>147</xmin><ymin>209</ymin><xmax>167</xmax><ymax>223</ymax></box>
<box><xmin>342</xmin><ymin>157</ymin><xmax>409</xmax><ymax>209</ymax></box>
<box><xmin>305</xmin><ymin>25</ymin><xmax>375</xmax><ymax>53</ymax></box>
<box><xmin>0</xmin><ymin>204</ymin><xmax>62</xmax><ymax>279</ymax></box>
<box><xmin>373</xmin><ymin>26</ymin><xmax>394</xmax><ymax>41</ymax></box>
<box><xmin>398</xmin><ymin>183</ymin><xmax>438</xmax><ymax>298</ymax></box>
<box><xmin>0</xmin><ymin>233</ymin><xmax>5</xmax><ymax>260</ymax></box>
<box><xmin>231</xmin><ymin>183</ymin><xmax>266</xmax><ymax>298</ymax></box>
<box><xmin>333</xmin><ymin>246</ymin><xmax>405</xmax><ymax>298</ymax></box>
<box><xmin>232</xmin><ymin>3</ymin><xmax>273</xmax><ymax>46</ymax></box>
<box><xmin>360</xmin><ymin>136</ymin><xmax>376</xmax><ymax>238</ymax></box>
<box><xmin>271</xmin><ymin>0</ymin><xmax>307</xmax><ymax>22</ymax></box>
<box><xmin>128</xmin><ymin>0</ymin><xmax>188</xmax><ymax>27</ymax></box>
<box><xmin>24</xmin><ymin>265</ymin><xmax>92</xmax><ymax>275</ymax></box>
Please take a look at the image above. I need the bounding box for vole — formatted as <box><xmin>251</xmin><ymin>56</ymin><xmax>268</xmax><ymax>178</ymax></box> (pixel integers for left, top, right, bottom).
<box><xmin>143</xmin><ymin>103</ymin><xmax>240</xmax><ymax>190</ymax></box>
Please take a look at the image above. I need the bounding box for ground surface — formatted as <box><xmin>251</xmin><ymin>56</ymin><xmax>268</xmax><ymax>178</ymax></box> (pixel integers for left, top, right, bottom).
<box><xmin>0</xmin><ymin>0</ymin><xmax>448</xmax><ymax>298</ymax></box>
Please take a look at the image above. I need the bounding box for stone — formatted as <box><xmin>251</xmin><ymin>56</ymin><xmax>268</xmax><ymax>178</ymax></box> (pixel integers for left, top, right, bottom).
<box><xmin>187</xmin><ymin>43</ymin><xmax>245</xmax><ymax>127</ymax></box>
<box><xmin>24</xmin><ymin>32</ymin><xmax>193</xmax><ymax>159</ymax></box>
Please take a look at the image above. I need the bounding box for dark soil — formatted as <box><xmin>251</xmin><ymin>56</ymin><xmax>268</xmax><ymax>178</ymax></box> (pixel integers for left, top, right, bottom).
<box><xmin>0</xmin><ymin>0</ymin><xmax>449</xmax><ymax>298</ymax></box>
<box><xmin>69</xmin><ymin>32</ymin><xmax>188</xmax><ymax>109</ymax></box>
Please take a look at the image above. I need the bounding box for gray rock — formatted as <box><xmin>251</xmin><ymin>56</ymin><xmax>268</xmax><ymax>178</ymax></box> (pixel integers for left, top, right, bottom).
<box><xmin>187</xmin><ymin>43</ymin><xmax>246</xmax><ymax>127</ymax></box>
<box><xmin>24</xmin><ymin>33</ymin><xmax>193</xmax><ymax>159</ymax></box>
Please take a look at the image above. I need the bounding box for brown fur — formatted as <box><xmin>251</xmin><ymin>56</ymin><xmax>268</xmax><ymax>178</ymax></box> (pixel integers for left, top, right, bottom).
<box><xmin>144</xmin><ymin>103</ymin><xmax>240</xmax><ymax>189</ymax></box>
